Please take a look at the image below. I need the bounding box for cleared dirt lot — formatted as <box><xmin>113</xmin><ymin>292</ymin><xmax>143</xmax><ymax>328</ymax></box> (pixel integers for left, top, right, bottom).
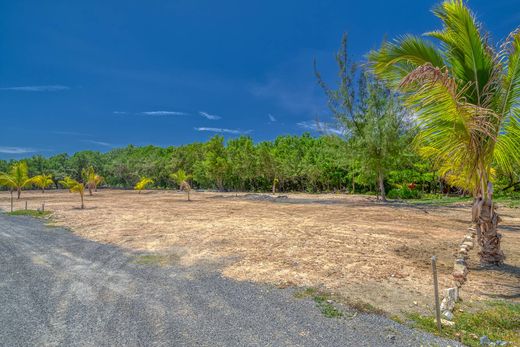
<box><xmin>1</xmin><ymin>189</ymin><xmax>519</xmax><ymax>315</ymax></box>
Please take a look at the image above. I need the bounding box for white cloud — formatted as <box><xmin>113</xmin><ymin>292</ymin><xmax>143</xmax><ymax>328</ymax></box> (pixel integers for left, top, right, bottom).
<box><xmin>297</xmin><ymin>120</ymin><xmax>343</xmax><ymax>136</ymax></box>
<box><xmin>0</xmin><ymin>146</ymin><xmax>38</xmax><ymax>154</ymax></box>
<box><xmin>250</xmin><ymin>78</ymin><xmax>325</xmax><ymax>115</ymax></box>
<box><xmin>83</xmin><ymin>140</ymin><xmax>114</xmax><ymax>147</ymax></box>
<box><xmin>0</xmin><ymin>85</ymin><xmax>70</xmax><ymax>92</ymax></box>
<box><xmin>113</xmin><ymin>111</ymin><xmax>127</xmax><ymax>115</ymax></box>
<box><xmin>199</xmin><ymin>111</ymin><xmax>221</xmax><ymax>120</ymax></box>
<box><xmin>194</xmin><ymin>127</ymin><xmax>251</xmax><ymax>135</ymax></box>
<box><xmin>140</xmin><ymin>111</ymin><xmax>189</xmax><ymax>116</ymax></box>
<box><xmin>268</xmin><ymin>113</ymin><xmax>277</xmax><ymax>122</ymax></box>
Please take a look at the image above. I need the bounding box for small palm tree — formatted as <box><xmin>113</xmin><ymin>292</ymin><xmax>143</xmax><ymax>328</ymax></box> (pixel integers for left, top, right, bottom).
<box><xmin>272</xmin><ymin>178</ymin><xmax>279</xmax><ymax>195</ymax></box>
<box><xmin>170</xmin><ymin>169</ymin><xmax>192</xmax><ymax>201</ymax></box>
<box><xmin>59</xmin><ymin>177</ymin><xmax>86</xmax><ymax>209</ymax></box>
<box><xmin>369</xmin><ymin>0</ymin><xmax>520</xmax><ymax>264</ymax></box>
<box><xmin>31</xmin><ymin>174</ymin><xmax>54</xmax><ymax>193</ymax></box>
<box><xmin>134</xmin><ymin>177</ymin><xmax>154</xmax><ymax>194</ymax></box>
<box><xmin>0</xmin><ymin>162</ymin><xmax>33</xmax><ymax>199</ymax></box>
<box><xmin>82</xmin><ymin>166</ymin><xmax>103</xmax><ymax>196</ymax></box>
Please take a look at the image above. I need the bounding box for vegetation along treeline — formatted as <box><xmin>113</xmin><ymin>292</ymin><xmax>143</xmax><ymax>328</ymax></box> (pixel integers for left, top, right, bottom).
<box><xmin>0</xmin><ymin>131</ymin><xmax>518</xmax><ymax>199</ymax></box>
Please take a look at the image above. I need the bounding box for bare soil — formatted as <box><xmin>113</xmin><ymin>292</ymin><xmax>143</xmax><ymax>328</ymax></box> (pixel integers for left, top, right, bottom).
<box><xmin>2</xmin><ymin>189</ymin><xmax>518</xmax><ymax>315</ymax></box>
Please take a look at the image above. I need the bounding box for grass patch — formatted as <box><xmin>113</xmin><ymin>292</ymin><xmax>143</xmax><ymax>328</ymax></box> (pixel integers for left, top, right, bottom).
<box><xmin>407</xmin><ymin>301</ymin><xmax>520</xmax><ymax>346</ymax></box>
<box><xmin>132</xmin><ymin>253</ymin><xmax>179</xmax><ymax>266</ymax></box>
<box><xmin>7</xmin><ymin>209</ymin><xmax>51</xmax><ymax>218</ymax></box>
<box><xmin>408</xmin><ymin>195</ymin><xmax>471</xmax><ymax>206</ymax></box>
<box><xmin>294</xmin><ymin>288</ymin><xmax>343</xmax><ymax>318</ymax></box>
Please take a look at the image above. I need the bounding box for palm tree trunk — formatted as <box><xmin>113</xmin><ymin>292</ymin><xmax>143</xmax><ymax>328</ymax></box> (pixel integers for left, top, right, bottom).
<box><xmin>80</xmin><ymin>193</ymin><xmax>84</xmax><ymax>209</ymax></box>
<box><xmin>187</xmin><ymin>190</ymin><xmax>190</xmax><ymax>201</ymax></box>
<box><xmin>88</xmin><ymin>186</ymin><xmax>93</xmax><ymax>196</ymax></box>
<box><xmin>474</xmin><ymin>197</ymin><xmax>504</xmax><ymax>265</ymax></box>
<box><xmin>17</xmin><ymin>187</ymin><xmax>21</xmax><ymax>199</ymax></box>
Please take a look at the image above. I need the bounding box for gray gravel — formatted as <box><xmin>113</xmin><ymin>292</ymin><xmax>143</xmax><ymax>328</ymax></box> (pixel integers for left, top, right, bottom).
<box><xmin>0</xmin><ymin>213</ymin><xmax>461</xmax><ymax>347</ymax></box>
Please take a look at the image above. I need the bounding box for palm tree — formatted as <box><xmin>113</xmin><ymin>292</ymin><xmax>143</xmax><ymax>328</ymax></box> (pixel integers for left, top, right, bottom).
<box><xmin>0</xmin><ymin>162</ymin><xmax>33</xmax><ymax>199</ymax></box>
<box><xmin>59</xmin><ymin>177</ymin><xmax>86</xmax><ymax>209</ymax></box>
<box><xmin>170</xmin><ymin>169</ymin><xmax>192</xmax><ymax>201</ymax></box>
<box><xmin>134</xmin><ymin>177</ymin><xmax>154</xmax><ymax>194</ymax></box>
<box><xmin>82</xmin><ymin>166</ymin><xmax>103</xmax><ymax>196</ymax></box>
<box><xmin>369</xmin><ymin>0</ymin><xmax>520</xmax><ymax>265</ymax></box>
<box><xmin>31</xmin><ymin>174</ymin><xmax>54</xmax><ymax>193</ymax></box>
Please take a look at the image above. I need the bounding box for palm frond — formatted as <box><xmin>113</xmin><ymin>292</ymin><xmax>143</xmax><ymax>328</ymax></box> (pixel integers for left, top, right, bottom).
<box><xmin>368</xmin><ymin>34</ymin><xmax>445</xmax><ymax>88</ymax></box>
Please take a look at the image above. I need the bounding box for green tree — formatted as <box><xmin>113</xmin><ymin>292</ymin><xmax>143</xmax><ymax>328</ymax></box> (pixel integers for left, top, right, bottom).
<box><xmin>170</xmin><ymin>169</ymin><xmax>192</xmax><ymax>201</ymax></box>
<box><xmin>31</xmin><ymin>174</ymin><xmax>54</xmax><ymax>193</ymax></box>
<box><xmin>316</xmin><ymin>34</ymin><xmax>410</xmax><ymax>200</ymax></box>
<box><xmin>202</xmin><ymin>136</ymin><xmax>229</xmax><ymax>191</ymax></box>
<box><xmin>134</xmin><ymin>177</ymin><xmax>154</xmax><ymax>193</ymax></box>
<box><xmin>369</xmin><ymin>0</ymin><xmax>520</xmax><ymax>264</ymax></box>
<box><xmin>82</xmin><ymin>166</ymin><xmax>103</xmax><ymax>196</ymax></box>
<box><xmin>60</xmin><ymin>177</ymin><xmax>86</xmax><ymax>209</ymax></box>
<box><xmin>0</xmin><ymin>162</ymin><xmax>33</xmax><ymax>199</ymax></box>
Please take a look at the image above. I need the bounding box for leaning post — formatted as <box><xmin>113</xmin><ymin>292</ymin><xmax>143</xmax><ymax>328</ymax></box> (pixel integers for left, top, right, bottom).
<box><xmin>431</xmin><ymin>256</ymin><xmax>442</xmax><ymax>334</ymax></box>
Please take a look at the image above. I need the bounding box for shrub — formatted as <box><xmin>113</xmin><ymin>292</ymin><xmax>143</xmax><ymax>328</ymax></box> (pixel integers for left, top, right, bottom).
<box><xmin>387</xmin><ymin>187</ymin><xmax>422</xmax><ymax>199</ymax></box>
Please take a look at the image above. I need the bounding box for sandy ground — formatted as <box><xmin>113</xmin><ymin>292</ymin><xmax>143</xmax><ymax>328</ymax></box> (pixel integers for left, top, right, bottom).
<box><xmin>1</xmin><ymin>189</ymin><xmax>518</xmax><ymax>315</ymax></box>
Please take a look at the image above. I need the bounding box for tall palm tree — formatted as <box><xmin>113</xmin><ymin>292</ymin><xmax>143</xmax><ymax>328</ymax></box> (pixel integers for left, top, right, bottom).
<box><xmin>134</xmin><ymin>177</ymin><xmax>154</xmax><ymax>194</ymax></box>
<box><xmin>369</xmin><ymin>0</ymin><xmax>520</xmax><ymax>265</ymax></box>
<box><xmin>31</xmin><ymin>174</ymin><xmax>54</xmax><ymax>193</ymax></box>
<box><xmin>82</xmin><ymin>166</ymin><xmax>103</xmax><ymax>196</ymax></box>
<box><xmin>0</xmin><ymin>162</ymin><xmax>33</xmax><ymax>199</ymax></box>
<box><xmin>59</xmin><ymin>177</ymin><xmax>86</xmax><ymax>209</ymax></box>
<box><xmin>170</xmin><ymin>169</ymin><xmax>192</xmax><ymax>201</ymax></box>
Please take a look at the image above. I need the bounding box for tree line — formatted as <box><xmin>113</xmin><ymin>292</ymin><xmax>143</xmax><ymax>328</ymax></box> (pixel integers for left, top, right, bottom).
<box><xmin>2</xmin><ymin>131</ymin><xmax>517</xmax><ymax>199</ymax></box>
<box><xmin>0</xmin><ymin>132</ymin><xmax>444</xmax><ymax>196</ymax></box>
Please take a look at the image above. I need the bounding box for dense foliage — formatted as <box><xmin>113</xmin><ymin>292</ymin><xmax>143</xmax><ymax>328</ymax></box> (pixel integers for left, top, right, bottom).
<box><xmin>0</xmin><ymin>133</ymin><xmax>442</xmax><ymax>195</ymax></box>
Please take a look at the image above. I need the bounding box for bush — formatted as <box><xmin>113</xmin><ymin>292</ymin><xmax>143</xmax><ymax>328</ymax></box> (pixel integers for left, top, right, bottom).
<box><xmin>387</xmin><ymin>187</ymin><xmax>422</xmax><ymax>199</ymax></box>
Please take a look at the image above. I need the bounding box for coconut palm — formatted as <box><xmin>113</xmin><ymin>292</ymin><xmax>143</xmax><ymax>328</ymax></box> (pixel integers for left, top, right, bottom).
<box><xmin>82</xmin><ymin>166</ymin><xmax>103</xmax><ymax>196</ymax></box>
<box><xmin>59</xmin><ymin>176</ymin><xmax>86</xmax><ymax>209</ymax></box>
<box><xmin>134</xmin><ymin>177</ymin><xmax>154</xmax><ymax>194</ymax></box>
<box><xmin>0</xmin><ymin>162</ymin><xmax>33</xmax><ymax>199</ymax></box>
<box><xmin>31</xmin><ymin>174</ymin><xmax>54</xmax><ymax>193</ymax></box>
<box><xmin>170</xmin><ymin>169</ymin><xmax>192</xmax><ymax>201</ymax></box>
<box><xmin>369</xmin><ymin>0</ymin><xmax>520</xmax><ymax>264</ymax></box>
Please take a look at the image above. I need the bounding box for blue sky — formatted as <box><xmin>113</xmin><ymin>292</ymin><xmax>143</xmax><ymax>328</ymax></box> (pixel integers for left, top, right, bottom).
<box><xmin>0</xmin><ymin>0</ymin><xmax>518</xmax><ymax>158</ymax></box>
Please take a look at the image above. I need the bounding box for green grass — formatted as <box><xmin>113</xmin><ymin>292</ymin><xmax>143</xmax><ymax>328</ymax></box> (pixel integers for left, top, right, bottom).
<box><xmin>132</xmin><ymin>253</ymin><xmax>180</xmax><ymax>266</ymax></box>
<box><xmin>294</xmin><ymin>288</ymin><xmax>343</xmax><ymax>318</ymax></box>
<box><xmin>407</xmin><ymin>193</ymin><xmax>520</xmax><ymax>208</ymax></box>
<box><xmin>408</xmin><ymin>195</ymin><xmax>471</xmax><ymax>206</ymax></box>
<box><xmin>7</xmin><ymin>209</ymin><xmax>51</xmax><ymax>218</ymax></box>
<box><xmin>407</xmin><ymin>301</ymin><xmax>520</xmax><ymax>346</ymax></box>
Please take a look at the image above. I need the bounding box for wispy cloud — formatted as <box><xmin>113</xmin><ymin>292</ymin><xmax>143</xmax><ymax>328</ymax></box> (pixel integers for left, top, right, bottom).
<box><xmin>297</xmin><ymin>120</ymin><xmax>343</xmax><ymax>136</ymax></box>
<box><xmin>199</xmin><ymin>111</ymin><xmax>221</xmax><ymax>120</ymax></box>
<box><xmin>250</xmin><ymin>78</ymin><xmax>325</xmax><ymax>115</ymax></box>
<box><xmin>0</xmin><ymin>85</ymin><xmax>70</xmax><ymax>92</ymax></box>
<box><xmin>82</xmin><ymin>140</ymin><xmax>114</xmax><ymax>147</ymax></box>
<box><xmin>0</xmin><ymin>146</ymin><xmax>39</xmax><ymax>154</ymax></box>
<box><xmin>113</xmin><ymin>111</ymin><xmax>127</xmax><ymax>115</ymax></box>
<box><xmin>268</xmin><ymin>113</ymin><xmax>277</xmax><ymax>122</ymax></box>
<box><xmin>140</xmin><ymin>111</ymin><xmax>189</xmax><ymax>116</ymax></box>
<box><xmin>194</xmin><ymin>127</ymin><xmax>251</xmax><ymax>135</ymax></box>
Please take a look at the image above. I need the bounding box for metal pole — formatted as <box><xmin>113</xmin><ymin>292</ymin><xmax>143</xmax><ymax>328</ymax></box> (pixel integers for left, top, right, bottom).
<box><xmin>10</xmin><ymin>192</ymin><xmax>13</xmax><ymax>212</ymax></box>
<box><xmin>42</xmin><ymin>203</ymin><xmax>45</xmax><ymax>212</ymax></box>
<box><xmin>431</xmin><ymin>256</ymin><xmax>442</xmax><ymax>334</ymax></box>
<box><xmin>25</xmin><ymin>201</ymin><xmax>28</xmax><ymax>210</ymax></box>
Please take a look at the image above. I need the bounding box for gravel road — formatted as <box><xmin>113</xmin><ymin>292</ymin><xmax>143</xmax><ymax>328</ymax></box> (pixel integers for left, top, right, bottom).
<box><xmin>0</xmin><ymin>213</ymin><xmax>460</xmax><ymax>346</ymax></box>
